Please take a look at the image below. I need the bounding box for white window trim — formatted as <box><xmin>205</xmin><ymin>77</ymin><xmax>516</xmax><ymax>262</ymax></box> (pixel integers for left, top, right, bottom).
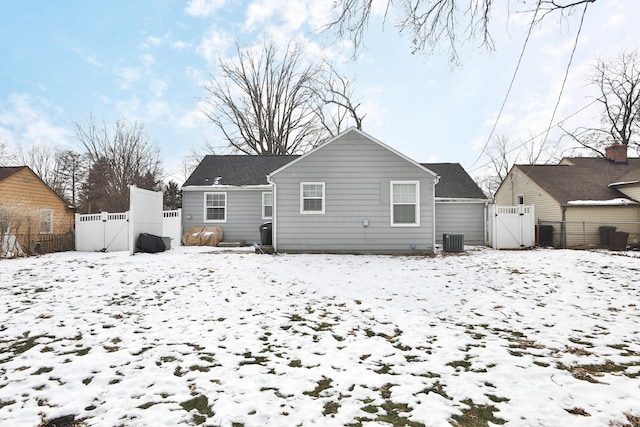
<box><xmin>262</xmin><ymin>191</ymin><xmax>273</xmax><ymax>220</ymax></box>
<box><xmin>300</xmin><ymin>182</ymin><xmax>325</xmax><ymax>215</ymax></box>
<box><xmin>203</xmin><ymin>192</ymin><xmax>227</xmax><ymax>223</ymax></box>
<box><xmin>517</xmin><ymin>194</ymin><xmax>525</xmax><ymax>205</ymax></box>
<box><xmin>40</xmin><ymin>208</ymin><xmax>54</xmax><ymax>234</ymax></box>
<box><xmin>390</xmin><ymin>181</ymin><xmax>420</xmax><ymax>227</ymax></box>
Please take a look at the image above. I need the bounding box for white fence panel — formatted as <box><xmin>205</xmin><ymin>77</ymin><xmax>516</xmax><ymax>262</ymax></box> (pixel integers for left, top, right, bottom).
<box><xmin>76</xmin><ymin>209</ymin><xmax>181</xmax><ymax>253</ymax></box>
<box><xmin>75</xmin><ymin>212</ymin><xmax>129</xmax><ymax>252</ymax></box>
<box><xmin>162</xmin><ymin>209</ymin><xmax>182</xmax><ymax>248</ymax></box>
<box><xmin>488</xmin><ymin>205</ymin><xmax>535</xmax><ymax>249</ymax></box>
<box><xmin>105</xmin><ymin>212</ymin><xmax>129</xmax><ymax>252</ymax></box>
<box><xmin>128</xmin><ymin>186</ymin><xmax>164</xmax><ymax>255</ymax></box>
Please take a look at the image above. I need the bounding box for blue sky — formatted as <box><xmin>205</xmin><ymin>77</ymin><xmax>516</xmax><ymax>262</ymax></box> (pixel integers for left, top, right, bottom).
<box><xmin>1</xmin><ymin>0</ymin><xmax>639</xmax><ymax>184</ymax></box>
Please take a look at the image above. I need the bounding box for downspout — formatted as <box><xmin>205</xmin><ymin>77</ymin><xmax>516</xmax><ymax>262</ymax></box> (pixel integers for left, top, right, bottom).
<box><xmin>266</xmin><ymin>174</ymin><xmax>276</xmax><ymax>251</ymax></box>
<box><xmin>432</xmin><ymin>175</ymin><xmax>440</xmax><ymax>252</ymax></box>
<box><xmin>483</xmin><ymin>200</ymin><xmax>488</xmax><ymax>246</ymax></box>
<box><xmin>561</xmin><ymin>205</ymin><xmax>567</xmax><ymax>248</ymax></box>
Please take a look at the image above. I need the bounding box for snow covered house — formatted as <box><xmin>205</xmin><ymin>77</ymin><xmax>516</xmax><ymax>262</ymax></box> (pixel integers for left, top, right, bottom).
<box><xmin>182</xmin><ymin>128</ymin><xmax>487</xmax><ymax>253</ymax></box>
<box><xmin>494</xmin><ymin>143</ymin><xmax>640</xmax><ymax>248</ymax></box>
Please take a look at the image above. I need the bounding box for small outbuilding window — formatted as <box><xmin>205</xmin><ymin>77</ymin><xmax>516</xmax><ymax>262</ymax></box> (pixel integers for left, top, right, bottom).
<box><xmin>517</xmin><ymin>194</ymin><xmax>525</xmax><ymax>205</ymax></box>
<box><xmin>204</xmin><ymin>192</ymin><xmax>227</xmax><ymax>222</ymax></box>
<box><xmin>300</xmin><ymin>182</ymin><xmax>325</xmax><ymax>214</ymax></box>
<box><xmin>391</xmin><ymin>181</ymin><xmax>420</xmax><ymax>226</ymax></box>
<box><xmin>262</xmin><ymin>192</ymin><xmax>273</xmax><ymax>219</ymax></box>
<box><xmin>40</xmin><ymin>209</ymin><xmax>53</xmax><ymax>234</ymax></box>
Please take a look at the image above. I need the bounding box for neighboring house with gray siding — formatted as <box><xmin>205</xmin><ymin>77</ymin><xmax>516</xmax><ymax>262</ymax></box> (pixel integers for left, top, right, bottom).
<box><xmin>182</xmin><ymin>128</ymin><xmax>487</xmax><ymax>252</ymax></box>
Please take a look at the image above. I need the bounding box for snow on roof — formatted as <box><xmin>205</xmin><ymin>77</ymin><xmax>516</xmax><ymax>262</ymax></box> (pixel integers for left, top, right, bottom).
<box><xmin>609</xmin><ymin>180</ymin><xmax>640</xmax><ymax>187</ymax></box>
<box><xmin>566</xmin><ymin>198</ymin><xmax>638</xmax><ymax>206</ymax></box>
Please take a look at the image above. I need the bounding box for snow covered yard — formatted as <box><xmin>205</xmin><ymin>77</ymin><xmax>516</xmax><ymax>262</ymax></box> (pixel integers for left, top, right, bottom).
<box><xmin>1</xmin><ymin>247</ymin><xmax>639</xmax><ymax>427</ymax></box>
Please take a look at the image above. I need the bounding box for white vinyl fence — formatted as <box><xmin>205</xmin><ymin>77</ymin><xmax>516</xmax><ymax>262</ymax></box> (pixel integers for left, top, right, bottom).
<box><xmin>487</xmin><ymin>205</ymin><xmax>535</xmax><ymax>249</ymax></box>
<box><xmin>75</xmin><ymin>209</ymin><xmax>181</xmax><ymax>252</ymax></box>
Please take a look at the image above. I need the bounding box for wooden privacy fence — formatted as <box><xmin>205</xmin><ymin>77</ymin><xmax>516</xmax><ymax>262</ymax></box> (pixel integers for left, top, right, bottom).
<box><xmin>1</xmin><ymin>232</ymin><xmax>74</xmax><ymax>257</ymax></box>
<box><xmin>75</xmin><ymin>209</ymin><xmax>182</xmax><ymax>252</ymax></box>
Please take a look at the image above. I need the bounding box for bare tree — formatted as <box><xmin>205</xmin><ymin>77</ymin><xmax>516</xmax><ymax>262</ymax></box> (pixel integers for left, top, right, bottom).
<box><xmin>561</xmin><ymin>50</ymin><xmax>640</xmax><ymax>156</ymax></box>
<box><xmin>312</xmin><ymin>61</ymin><xmax>365</xmax><ymax>138</ymax></box>
<box><xmin>203</xmin><ymin>41</ymin><xmax>322</xmax><ymax>155</ymax></box>
<box><xmin>480</xmin><ymin>132</ymin><xmax>559</xmax><ymax>198</ymax></box>
<box><xmin>593</xmin><ymin>50</ymin><xmax>640</xmax><ymax>148</ymax></box>
<box><xmin>202</xmin><ymin>40</ymin><xmax>365</xmax><ymax>155</ymax></box>
<box><xmin>73</xmin><ymin>116</ymin><xmax>163</xmax><ymax>213</ymax></box>
<box><xmin>326</xmin><ymin>0</ymin><xmax>596</xmax><ymax>64</ymax></box>
<box><xmin>0</xmin><ymin>142</ymin><xmax>12</xmax><ymax>166</ymax></box>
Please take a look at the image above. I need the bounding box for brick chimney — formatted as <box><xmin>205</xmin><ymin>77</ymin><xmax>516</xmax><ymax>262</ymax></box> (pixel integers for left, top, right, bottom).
<box><xmin>605</xmin><ymin>143</ymin><xmax>628</xmax><ymax>164</ymax></box>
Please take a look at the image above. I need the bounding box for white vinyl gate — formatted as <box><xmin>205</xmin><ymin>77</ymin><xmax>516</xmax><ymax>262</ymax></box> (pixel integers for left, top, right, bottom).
<box><xmin>487</xmin><ymin>205</ymin><xmax>535</xmax><ymax>249</ymax></box>
<box><xmin>75</xmin><ymin>209</ymin><xmax>182</xmax><ymax>252</ymax></box>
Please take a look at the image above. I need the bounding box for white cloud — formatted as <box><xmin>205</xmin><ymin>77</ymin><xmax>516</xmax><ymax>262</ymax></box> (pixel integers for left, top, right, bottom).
<box><xmin>140</xmin><ymin>53</ymin><xmax>155</xmax><ymax>66</ymax></box>
<box><xmin>177</xmin><ymin>103</ymin><xmax>208</xmax><ymax>129</ymax></box>
<box><xmin>116</xmin><ymin>67</ymin><xmax>142</xmax><ymax>89</ymax></box>
<box><xmin>196</xmin><ymin>26</ymin><xmax>231</xmax><ymax>64</ymax></box>
<box><xmin>0</xmin><ymin>94</ymin><xmax>71</xmax><ymax>151</ymax></box>
<box><xmin>146</xmin><ymin>101</ymin><xmax>172</xmax><ymax>121</ymax></box>
<box><xmin>171</xmin><ymin>40</ymin><xmax>191</xmax><ymax>50</ymax></box>
<box><xmin>149</xmin><ymin>78</ymin><xmax>167</xmax><ymax>97</ymax></box>
<box><xmin>185</xmin><ymin>0</ymin><xmax>226</xmax><ymax>17</ymax></box>
<box><xmin>146</xmin><ymin>35</ymin><xmax>162</xmax><ymax>47</ymax></box>
<box><xmin>86</xmin><ymin>55</ymin><xmax>106</xmax><ymax>68</ymax></box>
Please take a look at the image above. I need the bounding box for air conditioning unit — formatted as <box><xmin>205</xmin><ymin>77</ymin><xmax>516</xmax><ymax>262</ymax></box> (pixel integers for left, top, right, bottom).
<box><xmin>443</xmin><ymin>233</ymin><xmax>464</xmax><ymax>252</ymax></box>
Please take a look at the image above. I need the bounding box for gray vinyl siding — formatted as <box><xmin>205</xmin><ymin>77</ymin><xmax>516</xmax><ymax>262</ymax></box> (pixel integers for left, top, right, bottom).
<box><xmin>435</xmin><ymin>201</ymin><xmax>486</xmax><ymax>245</ymax></box>
<box><xmin>182</xmin><ymin>188</ymin><xmax>267</xmax><ymax>243</ymax></box>
<box><xmin>270</xmin><ymin>131</ymin><xmax>436</xmax><ymax>253</ymax></box>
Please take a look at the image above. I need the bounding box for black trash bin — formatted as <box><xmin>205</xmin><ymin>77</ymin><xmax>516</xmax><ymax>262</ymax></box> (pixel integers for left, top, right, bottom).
<box><xmin>599</xmin><ymin>226</ymin><xmax>617</xmax><ymax>246</ymax></box>
<box><xmin>259</xmin><ymin>222</ymin><xmax>272</xmax><ymax>246</ymax></box>
<box><xmin>609</xmin><ymin>231</ymin><xmax>629</xmax><ymax>251</ymax></box>
<box><xmin>537</xmin><ymin>225</ymin><xmax>553</xmax><ymax>247</ymax></box>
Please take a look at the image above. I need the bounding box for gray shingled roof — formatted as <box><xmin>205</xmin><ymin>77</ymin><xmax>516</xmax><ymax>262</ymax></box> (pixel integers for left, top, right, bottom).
<box><xmin>422</xmin><ymin>163</ymin><xmax>488</xmax><ymax>199</ymax></box>
<box><xmin>184</xmin><ymin>156</ymin><xmax>487</xmax><ymax>200</ymax></box>
<box><xmin>183</xmin><ymin>155</ymin><xmax>298</xmax><ymax>186</ymax></box>
<box><xmin>0</xmin><ymin>166</ymin><xmax>27</xmax><ymax>182</ymax></box>
<box><xmin>514</xmin><ymin>157</ymin><xmax>640</xmax><ymax>204</ymax></box>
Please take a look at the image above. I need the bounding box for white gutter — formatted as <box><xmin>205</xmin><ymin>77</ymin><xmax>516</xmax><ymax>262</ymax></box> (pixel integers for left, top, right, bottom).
<box><xmin>182</xmin><ymin>184</ymin><xmax>272</xmax><ymax>192</ymax></box>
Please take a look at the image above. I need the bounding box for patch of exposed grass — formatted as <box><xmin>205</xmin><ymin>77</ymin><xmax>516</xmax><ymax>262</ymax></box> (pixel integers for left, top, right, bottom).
<box><xmin>447</xmin><ymin>360</ymin><xmax>472</xmax><ymax>371</ymax></box>
<box><xmin>565</xmin><ymin>407</ymin><xmax>590</xmax><ymax>416</ymax></box>
<box><xmin>238</xmin><ymin>351</ymin><xmax>268</xmax><ymax>366</ymax></box>
<box><xmin>610</xmin><ymin>412</ymin><xmax>640</xmax><ymax>427</ymax></box>
<box><xmin>323</xmin><ymin>400</ymin><xmax>340</xmax><ymax>416</ymax></box>
<box><xmin>260</xmin><ymin>387</ymin><xmax>293</xmax><ymax>399</ymax></box>
<box><xmin>450</xmin><ymin>399</ymin><xmax>506</xmax><ymax>426</ymax></box>
<box><xmin>557</xmin><ymin>359</ymin><xmax>632</xmax><ymax>383</ymax></box>
<box><xmin>288</xmin><ymin>359</ymin><xmax>302</xmax><ymax>368</ymax></box>
<box><xmin>0</xmin><ymin>400</ymin><xmax>15</xmax><ymax>410</ymax></box>
<box><xmin>421</xmin><ymin>381</ymin><xmax>451</xmax><ymax>400</ymax></box>
<box><xmin>180</xmin><ymin>394</ymin><xmax>214</xmax><ymax>424</ymax></box>
<box><xmin>304</xmin><ymin>377</ymin><xmax>333</xmax><ymax>397</ymax></box>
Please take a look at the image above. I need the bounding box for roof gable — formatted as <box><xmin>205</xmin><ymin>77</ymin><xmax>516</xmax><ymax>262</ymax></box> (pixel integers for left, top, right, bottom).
<box><xmin>269</xmin><ymin>127</ymin><xmax>437</xmax><ymax>179</ymax></box>
<box><xmin>422</xmin><ymin>163</ymin><xmax>487</xmax><ymax>199</ymax></box>
<box><xmin>0</xmin><ymin>166</ymin><xmax>72</xmax><ymax>209</ymax></box>
<box><xmin>513</xmin><ymin>157</ymin><xmax>640</xmax><ymax>204</ymax></box>
<box><xmin>0</xmin><ymin>166</ymin><xmax>28</xmax><ymax>182</ymax></box>
<box><xmin>183</xmin><ymin>155</ymin><xmax>298</xmax><ymax>187</ymax></box>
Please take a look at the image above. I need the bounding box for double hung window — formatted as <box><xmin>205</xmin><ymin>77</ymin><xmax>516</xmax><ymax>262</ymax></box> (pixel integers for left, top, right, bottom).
<box><xmin>391</xmin><ymin>181</ymin><xmax>419</xmax><ymax>226</ymax></box>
